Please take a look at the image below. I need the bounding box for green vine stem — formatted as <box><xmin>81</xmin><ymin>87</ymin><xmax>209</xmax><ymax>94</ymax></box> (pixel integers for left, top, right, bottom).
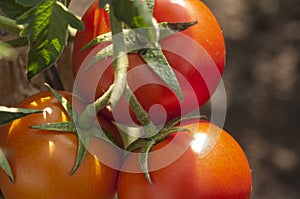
<box><xmin>109</xmin><ymin>5</ymin><xmax>129</xmax><ymax>108</ymax></box>
<box><xmin>0</xmin><ymin>15</ymin><xmax>23</xmax><ymax>34</ymax></box>
<box><xmin>105</xmin><ymin>4</ymin><xmax>158</xmax><ymax>146</ymax></box>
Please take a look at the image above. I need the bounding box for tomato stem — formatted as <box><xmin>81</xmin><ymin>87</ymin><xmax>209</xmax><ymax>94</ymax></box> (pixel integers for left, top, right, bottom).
<box><xmin>108</xmin><ymin>4</ymin><xmax>157</xmax><ymax>146</ymax></box>
<box><xmin>109</xmin><ymin>5</ymin><xmax>129</xmax><ymax>108</ymax></box>
<box><xmin>0</xmin><ymin>15</ymin><xmax>23</xmax><ymax>34</ymax></box>
<box><xmin>43</xmin><ymin>64</ymin><xmax>64</xmax><ymax>90</ymax></box>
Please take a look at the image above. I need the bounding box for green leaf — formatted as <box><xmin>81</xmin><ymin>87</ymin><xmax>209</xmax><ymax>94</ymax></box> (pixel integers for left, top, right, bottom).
<box><xmin>0</xmin><ymin>0</ymin><xmax>31</xmax><ymax>19</ymax></box>
<box><xmin>30</xmin><ymin>121</ymin><xmax>76</xmax><ymax>132</ymax></box>
<box><xmin>5</xmin><ymin>37</ymin><xmax>28</xmax><ymax>47</ymax></box>
<box><xmin>44</xmin><ymin>83</ymin><xmax>77</xmax><ymax>122</ymax></box>
<box><xmin>0</xmin><ymin>106</ymin><xmax>43</xmax><ymax>126</ymax></box>
<box><xmin>98</xmin><ymin>0</ymin><xmax>112</xmax><ymax>8</ymax></box>
<box><xmin>0</xmin><ymin>148</ymin><xmax>14</xmax><ymax>183</ymax></box>
<box><xmin>112</xmin><ymin>0</ymin><xmax>159</xmax><ymax>47</ymax></box>
<box><xmin>16</xmin><ymin>0</ymin><xmax>45</xmax><ymax>7</ymax></box>
<box><xmin>140</xmin><ymin>48</ymin><xmax>183</xmax><ymax>101</ymax></box>
<box><xmin>16</xmin><ymin>0</ymin><xmax>84</xmax><ymax>80</ymax></box>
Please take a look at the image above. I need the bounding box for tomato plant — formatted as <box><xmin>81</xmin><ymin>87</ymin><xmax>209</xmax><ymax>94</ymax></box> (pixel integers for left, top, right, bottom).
<box><xmin>72</xmin><ymin>0</ymin><xmax>226</xmax><ymax>125</ymax></box>
<box><xmin>117</xmin><ymin>121</ymin><xmax>252</xmax><ymax>199</ymax></box>
<box><xmin>0</xmin><ymin>91</ymin><xmax>121</xmax><ymax>199</ymax></box>
<box><xmin>0</xmin><ymin>0</ymin><xmax>253</xmax><ymax>198</ymax></box>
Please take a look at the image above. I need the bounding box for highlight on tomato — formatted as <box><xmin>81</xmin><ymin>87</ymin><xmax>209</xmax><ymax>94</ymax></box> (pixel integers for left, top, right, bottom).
<box><xmin>117</xmin><ymin>120</ymin><xmax>252</xmax><ymax>199</ymax></box>
<box><xmin>0</xmin><ymin>91</ymin><xmax>121</xmax><ymax>199</ymax></box>
<box><xmin>72</xmin><ymin>0</ymin><xmax>226</xmax><ymax>125</ymax></box>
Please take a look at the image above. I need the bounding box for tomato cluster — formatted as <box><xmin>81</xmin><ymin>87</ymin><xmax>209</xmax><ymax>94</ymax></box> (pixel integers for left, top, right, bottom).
<box><xmin>0</xmin><ymin>0</ymin><xmax>252</xmax><ymax>199</ymax></box>
<box><xmin>72</xmin><ymin>0</ymin><xmax>225</xmax><ymax>125</ymax></box>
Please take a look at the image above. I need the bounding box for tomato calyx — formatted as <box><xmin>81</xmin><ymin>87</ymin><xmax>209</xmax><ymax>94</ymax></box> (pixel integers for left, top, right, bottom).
<box><xmin>124</xmin><ymin>114</ymin><xmax>207</xmax><ymax>184</ymax></box>
<box><xmin>83</xmin><ymin>21</ymin><xmax>197</xmax><ymax>71</ymax></box>
<box><xmin>32</xmin><ymin>84</ymin><xmax>120</xmax><ymax>174</ymax></box>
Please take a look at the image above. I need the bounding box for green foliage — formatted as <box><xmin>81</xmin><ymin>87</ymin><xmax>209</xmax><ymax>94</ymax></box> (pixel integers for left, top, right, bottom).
<box><xmin>16</xmin><ymin>0</ymin><xmax>84</xmax><ymax>80</ymax></box>
<box><xmin>16</xmin><ymin>0</ymin><xmax>45</xmax><ymax>7</ymax></box>
<box><xmin>0</xmin><ymin>106</ymin><xmax>43</xmax><ymax>126</ymax></box>
<box><xmin>98</xmin><ymin>0</ymin><xmax>112</xmax><ymax>8</ymax></box>
<box><xmin>0</xmin><ymin>148</ymin><xmax>14</xmax><ymax>184</ymax></box>
<box><xmin>141</xmin><ymin>48</ymin><xmax>183</xmax><ymax>101</ymax></box>
<box><xmin>0</xmin><ymin>0</ymin><xmax>30</xmax><ymax>19</ymax></box>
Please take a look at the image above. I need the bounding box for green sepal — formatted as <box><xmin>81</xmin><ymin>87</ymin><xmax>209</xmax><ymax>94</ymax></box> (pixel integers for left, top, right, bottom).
<box><xmin>0</xmin><ymin>106</ymin><xmax>43</xmax><ymax>126</ymax></box>
<box><xmin>70</xmin><ymin>134</ymin><xmax>89</xmax><ymax>175</ymax></box>
<box><xmin>159</xmin><ymin>21</ymin><xmax>197</xmax><ymax>40</ymax></box>
<box><xmin>44</xmin><ymin>83</ymin><xmax>77</xmax><ymax>122</ymax></box>
<box><xmin>138</xmin><ymin>140</ymin><xmax>155</xmax><ymax>184</ymax></box>
<box><xmin>30</xmin><ymin>121</ymin><xmax>76</xmax><ymax>133</ymax></box>
<box><xmin>82</xmin><ymin>21</ymin><xmax>196</xmax><ymax>52</ymax></box>
<box><xmin>81</xmin><ymin>32</ymin><xmax>112</xmax><ymax>51</ymax></box>
<box><xmin>140</xmin><ymin>47</ymin><xmax>183</xmax><ymax>101</ymax></box>
<box><xmin>0</xmin><ymin>148</ymin><xmax>14</xmax><ymax>184</ymax></box>
<box><xmin>16</xmin><ymin>0</ymin><xmax>84</xmax><ymax>80</ymax></box>
<box><xmin>85</xmin><ymin>45</ymin><xmax>113</xmax><ymax>71</ymax></box>
<box><xmin>125</xmin><ymin>138</ymin><xmax>147</xmax><ymax>153</ymax></box>
<box><xmin>83</xmin><ymin>21</ymin><xmax>197</xmax><ymax>101</ymax></box>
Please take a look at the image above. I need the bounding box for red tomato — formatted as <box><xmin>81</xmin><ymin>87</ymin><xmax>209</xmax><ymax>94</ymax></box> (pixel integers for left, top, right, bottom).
<box><xmin>117</xmin><ymin>121</ymin><xmax>252</xmax><ymax>199</ymax></box>
<box><xmin>0</xmin><ymin>91</ymin><xmax>121</xmax><ymax>199</ymax></box>
<box><xmin>72</xmin><ymin>0</ymin><xmax>225</xmax><ymax>125</ymax></box>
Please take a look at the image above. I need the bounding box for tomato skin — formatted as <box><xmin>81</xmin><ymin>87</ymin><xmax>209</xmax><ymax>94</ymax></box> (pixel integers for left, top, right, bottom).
<box><xmin>72</xmin><ymin>0</ymin><xmax>226</xmax><ymax>125</ymax></box>
<box><xmin>0</xmin><ymin>91</ymin><xmax>121</xmax><ymax>199</ymax></box>
<box><xmin>117</xmin><ymin>121</ymin><xmax>252</xmax><ymax>199</ymax></box>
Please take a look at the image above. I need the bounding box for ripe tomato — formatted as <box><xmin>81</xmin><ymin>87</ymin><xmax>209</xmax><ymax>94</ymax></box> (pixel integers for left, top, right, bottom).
<box><xmin>72</xmin><ymin>0</ymin><xmax>226</xmax><ymax>125</ymax></box>
<box><xmin>117</xmin><ymin>121</ymin><xmax>252</xmax><ymax>199</ymax></box>
<box><xmin>0</xmin><ymin>91</ymin><xmax>121</xmax><ymax>199</ymax></box>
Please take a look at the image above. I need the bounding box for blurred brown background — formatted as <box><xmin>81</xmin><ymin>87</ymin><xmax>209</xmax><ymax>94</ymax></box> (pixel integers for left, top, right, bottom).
<box><xmin>1</xmin><ymin>0</ymin><xmax>299</xmax><ymax>198</ymax></box>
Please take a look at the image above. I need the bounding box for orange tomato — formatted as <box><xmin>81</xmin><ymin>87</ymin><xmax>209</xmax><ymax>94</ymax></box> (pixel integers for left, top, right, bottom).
<box><xmin>0</xmin><ymin>91</ymin><xmax>121</xmax><ymax>199</ymax></box>
<box><xmin>117</xmin><ymin>121</ymin><xmax>252</xmax><ymax>199</ymax></box>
